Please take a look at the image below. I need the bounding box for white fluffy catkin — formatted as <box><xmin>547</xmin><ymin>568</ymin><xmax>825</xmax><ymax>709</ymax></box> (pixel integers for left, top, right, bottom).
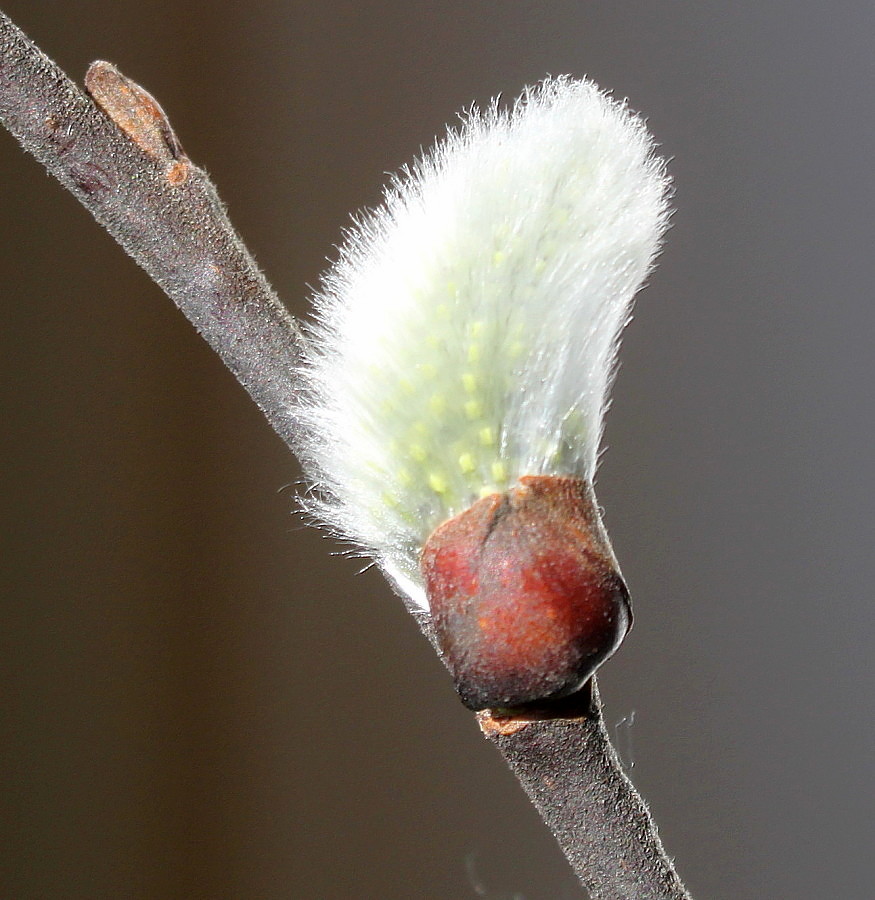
<box><xmin>296</xmin><ymin>76</ymin><xmax>670</xmax><ymax>610</ymax></box>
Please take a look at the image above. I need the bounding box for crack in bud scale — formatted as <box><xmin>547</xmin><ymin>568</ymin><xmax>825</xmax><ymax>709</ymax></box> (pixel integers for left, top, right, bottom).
<box><xmin>422</xmin><ymin>476</ymin><xmax>631</xmax><ymax>710</ymax></box>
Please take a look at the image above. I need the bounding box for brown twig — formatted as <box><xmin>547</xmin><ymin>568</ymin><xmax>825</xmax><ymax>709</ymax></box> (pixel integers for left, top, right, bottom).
<box><xmin>479</xmin><ymin>682</ymin><xmax>690</xmax><ymax>899</ymax></box>
<box><xmin>0</xmin><ymin>10</ymin><xmax>691</xmax><ymax>899</ymax></box>
<box><xmin>0</xmin><ymin>12</ymin><xmax>302</xmax><ymax>449</ymax></box>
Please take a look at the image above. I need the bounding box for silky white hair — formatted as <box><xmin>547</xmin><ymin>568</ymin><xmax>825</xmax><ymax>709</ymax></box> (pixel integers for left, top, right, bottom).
<box><xmin>296</xmin><ymin>76</ymin><xmax>671</xmax><ymax>609</ymax></box>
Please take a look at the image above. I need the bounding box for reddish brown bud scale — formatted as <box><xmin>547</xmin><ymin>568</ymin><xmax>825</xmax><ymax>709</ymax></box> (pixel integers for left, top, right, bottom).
<box><xmin>421</xmin><ymin>475</ymin><xmax>631</xmax><ymax>710</ymax></box>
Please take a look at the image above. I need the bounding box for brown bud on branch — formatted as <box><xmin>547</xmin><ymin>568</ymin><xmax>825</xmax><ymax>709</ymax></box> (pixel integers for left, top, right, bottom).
<box><xmin>423</xmin><ymin>476</ymin><xmax>631</xmax><ymax>710</ymax></box>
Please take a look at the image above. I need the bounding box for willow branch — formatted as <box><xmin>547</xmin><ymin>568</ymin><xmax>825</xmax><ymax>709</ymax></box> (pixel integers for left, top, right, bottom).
<box><xmin>0</xmin><ymin>11</ymin><xmax>690</xmax><ymax>899</ymax></box>
<box><xmin>0</xmin><ymin>10</ymin><xmax>302</xmax><ymax>448</ymax></box>
<box><xmin>479</xmin><ymin>682</ymin><xmax>689</xmax><ymax>899</ymax></box>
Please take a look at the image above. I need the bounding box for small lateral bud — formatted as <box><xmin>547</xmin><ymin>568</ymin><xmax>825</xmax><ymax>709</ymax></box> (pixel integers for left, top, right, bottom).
<box><xmin>85</xmin><ymin>61</ymin><xmax>188</xmax><ymax>184</ymax></box>
<box><xmin>421</xmin><ymin>475</ymin><xmax>631</xmax><ymax>710</ymax></box>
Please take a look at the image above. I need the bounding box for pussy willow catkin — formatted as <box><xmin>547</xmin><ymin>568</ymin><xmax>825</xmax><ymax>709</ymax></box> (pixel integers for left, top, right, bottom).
<box><xmin>297</xmin><ymin>77</ymin><xmax>670</xmax><ymax>708</ymax></box>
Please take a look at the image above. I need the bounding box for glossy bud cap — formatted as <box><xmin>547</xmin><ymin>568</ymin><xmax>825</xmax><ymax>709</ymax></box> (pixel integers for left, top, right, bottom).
<box><xmin>421</xmin><ymin>475</ymin><xmax>631</xmax><ymax>710</ymax></box>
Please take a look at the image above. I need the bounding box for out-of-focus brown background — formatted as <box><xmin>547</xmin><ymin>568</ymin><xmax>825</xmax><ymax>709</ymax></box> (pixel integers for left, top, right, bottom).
<box><xmin>1</xmin><ymin>2</ymin><xmax>872</xmax><ymax>898</ymax></box>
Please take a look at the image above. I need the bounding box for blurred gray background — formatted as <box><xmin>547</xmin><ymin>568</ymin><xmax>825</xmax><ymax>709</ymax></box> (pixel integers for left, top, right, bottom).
<box><xmin>1</xmin><ymin>2</ymin><xmax>872</xmax><ymax>898</ymax></box>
